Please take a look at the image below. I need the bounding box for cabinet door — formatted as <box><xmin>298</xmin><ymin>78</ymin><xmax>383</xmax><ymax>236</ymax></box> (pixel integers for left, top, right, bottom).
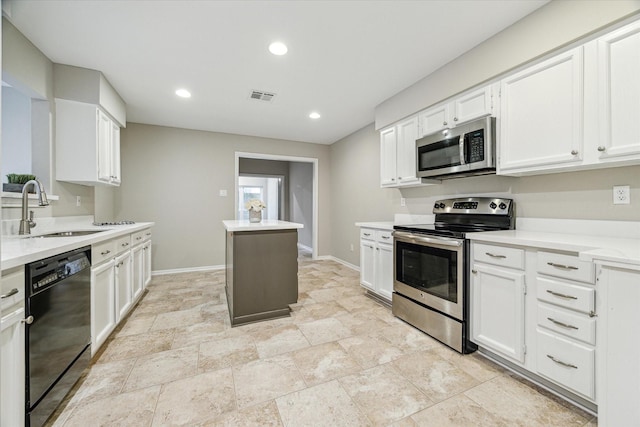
<box><xmin>132</xmin><ymin>244</ymin><xmax>144</xmax><ymax>301</ymax></box>
<box><xmin>396</xmin><ymin>116</ymin><xmax>421</xmax><ymax>185</ymax></box>
<box><xmin>419</xmin><ymin>103</ymin><xmax>450</xmax><ymax>137</ymax></box>
<box><xmin>360</xmin><ymin>240</ymin><xmax>375</xmax><ymax>291</ymax></box>
<box><xmin>91</xmin><ymin>260</ymin><xmax>116</xmax><ymax>355</ymax></box>
<box><xmin>453</xmin><ymin>85</ymin><xmax>493</xmax><ymax>125</ymax></box>
<box><xmin>115</xmin><ymin>251</ymin><xmax>132</xmax><ymax>322</ymax></box>
<box><xmin>499</xmin><ymin>48</ymin><xmax>584</xmax><ymax>173</ymax></box>
<box><xmin>597</xmin><ymin>21</ymin><xmax>640</xmax><ymax>160</ymax></box>
<box><xmin>143</xmin><ymin>241</ymin><xmax>152</xmax><ymax>287</ymax></box>
<box><xmin>380</xmin><ymin>127</ymin><xmax>397</xmax><ymax>187</ymax></box>
<box><xmin>97</xmin><ymin>110</ymin><xmax>112</xmax><ymax>184</ymax></box>
<box><xmin>471</xmin><ymin>264</ymin><xmax>526</xmax><ymax>364</ymax></box>
<box><xmin>110</xmin><ymin>122</ymin><xmax>121</xmax><ymax>185</ymax></box>
<box><xmin>375</xmin><ymin>243</ymin><xmax>394</xmax><ymax>301</ymax></box>
<box><xmin>1</xmin><ymin>307</ymin><xmax>25</xmax><ymax>427</ymax></box>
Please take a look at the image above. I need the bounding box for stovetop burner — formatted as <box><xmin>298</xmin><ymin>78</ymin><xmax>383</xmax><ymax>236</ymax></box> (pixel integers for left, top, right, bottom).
<box><xmin>92</xmin><ymin>220</ymin><xmax>136</xmax><ymax>226</ymax></box>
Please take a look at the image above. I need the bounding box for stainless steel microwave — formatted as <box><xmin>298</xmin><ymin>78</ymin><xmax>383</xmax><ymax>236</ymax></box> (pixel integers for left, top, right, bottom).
<box><xmin>416</xmin><ymin>116</ymin><xmax>496</xmax><ymax>179</ymax></box>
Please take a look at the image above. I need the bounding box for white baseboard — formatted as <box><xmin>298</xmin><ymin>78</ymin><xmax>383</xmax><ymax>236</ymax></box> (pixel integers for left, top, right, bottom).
<box><xmin>314</xmin><ymin>255</ymin><xmax>359</xmax><ymax>272</ymax></box>
<box><xmin>152</xmin><ymin>265</ymin><xmax>225</xmax><ymax>276</ymax></box>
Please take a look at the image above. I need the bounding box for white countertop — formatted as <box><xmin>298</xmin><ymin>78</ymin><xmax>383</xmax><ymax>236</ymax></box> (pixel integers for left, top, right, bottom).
<box><xmin>354</xmin><ymin>221</ymin><xmax>395</xmax><ymax>230</ymax></box>
<box><xmin>223</xmin><ymin>220</ymin><xmax>303</xmax><ymax>232</ymax></box>
<box><xmin>467</xmin><ymin>230</ymin><xmax>640</xmax><ymax>270</ymax></box>
<box><xmin>2</xmin><ymin>219</ymin><xmax>154</xmax><ymax>270</ymax></box>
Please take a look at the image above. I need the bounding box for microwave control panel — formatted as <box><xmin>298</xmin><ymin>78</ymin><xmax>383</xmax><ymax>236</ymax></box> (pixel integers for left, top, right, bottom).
<box><xmin>465</xmin><ymin>129</ymin><xmax>485</xmax><ymax>163</ymax></box>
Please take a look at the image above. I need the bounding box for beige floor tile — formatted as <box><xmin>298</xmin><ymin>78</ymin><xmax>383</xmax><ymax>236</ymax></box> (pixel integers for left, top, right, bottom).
<box><xmin>203</xmin><ymin>400</ymin><xmax>283</xmax><ymax>427</ymax></box>
<box><xmin>298</xmin><ymin>317</ymin><xmax>352</xmax><ymax>345</ymax></box>
<box><xmin>338</xmin><ymin>334</ymin><xmax>404</xmax><ymax>369</ymax></box>
<box><xmin>114</xmin><ymin>315</ymin><xmax>156</xmax><ymax>338</ymax></box>
<box><xmin>250</xmin><ymin>324</ymin><xmax>311</xmax><ymax>358</ymax></box>
<box><xmin>98</xmin><ymin>329</ymin><xmax>175</xmax><ymax>363</ymax></box>
<box><xmin>336</xmin><ymin>294</ymin><xmax>378</xmax><ymax>313</ymax></box>
<box><xmin>409</xmin><ymin>394</ymin><xmax>508</xmax><ymax>426</ymax></box>
<box><xmin>152</xmin><ymin>369</ymin><xmax>236</xmax><ymax>425</ymax></box>
<box><xmin>339</xmin><ymin>364</ymin><xmax>434</xmax><ymax>425</ymax></box>
<box><xmin>293</xmin><ymin>301</ymin><xmax>350</xmax><ymax>323</ymax></box>
<box><xmin>150</xmin><ymin>307</ymin><xmax>205</xmax><ymax>331</ymax></box>
<box><xmin>393</xmin><ymin>350</ymin><xmax>481</xmax><ymax>403</ymax></box>
<box><xmin>375</xmin><ymin>323</ymin><xmax>440</xmax><ymax>352</ymax></box>
<box><xmin>275</xmin><ymin>380</ymin><xmax>370</xmax><ymax>427</ymax></box>
<box><xmin>464</xmin><ymin>375</ymin><xmax>591</xmax><ymax>426</ymax></box>
<box><xmin>233</xmin><ymin>354</ymin><xmax>306</xmax><ymax>409</ymax></box>
<box><xmin>431</xmin><ymin>346</ymin><xmax>505</xmax><ymax>382</ymax></box>
<box><xmin>62</xmin><ymin>385</ymin><xmax>160</xmax><ymax>427</ymax></box>
<box><xmin>123</xmin><ymin>345</ymin><xmax>199</xmax><ymax>392</ymax></box>
<box><xmin>66</xmin><ymin>358</ymin><xmax>136</xmax><ymax>407</ymax></box>
<box><xmin>198</xmin><ymin>334</ymin><xmax>259</xmax><ymax>371</ymax></box>
<box><xmin>291</xmin><ymin>342</ymin><xmax>361</xmax><ymax>386</ymax></box>
<box><xmin>336</xmin><ymin>310</ymin><xmax>394</xmax><ymax>339</ymax></box>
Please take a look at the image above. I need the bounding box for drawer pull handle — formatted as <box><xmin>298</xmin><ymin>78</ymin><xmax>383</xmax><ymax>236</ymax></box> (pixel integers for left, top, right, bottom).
<box><xmin>486</xmin><ymin>252</ymin><xmax>506</xmax><ymax>259</ymax></box>
<box><xmin>1</xmin><ymin>288</ymin><xmax>19</xmax><ymax>299</ymax></box>
<box><xmin>547</xmin><ymin>262</ymin><xmax>578</xmax><ymax>270</ymax></box>
<box><xmin>121</xmin><ymin>243</ymin><xmax>129</xmax><ymax>247</ymax></box>
<box><xmin>363</xmin><ymin>233</ymin><xmax>371</xmax><ymax>237</ymax></box>
<box><xmin>381</xmin><ymin>236</ymin><xmax>390</xmax><ymax>239</ymax></box>
<box><xmin>146</xmin><ymin>233</ymin><xmax>151</xmax><ymax>236</ymax></box>
<box><xmin>101</xmin><ymin>250</ymin><xmax>111</xmax><ymax>256</ymax></box>
<box><xmin>547</xmin><ymin>317</ymin><xmax>579</xmax><ymax>330</ymax></box>
<box><xmin>546</xmin><ymin>290</ymin><xmax>577</xmax><ymax>300</ymax></box>
<box><xmin>547</xmin><ymin>355</ymin><xmax>578</xmax><ymax>369</ymax></box>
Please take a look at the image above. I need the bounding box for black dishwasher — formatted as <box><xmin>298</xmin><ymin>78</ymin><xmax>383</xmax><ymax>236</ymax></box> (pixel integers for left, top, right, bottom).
<box><xmin>25</xmin><ymin>246</ymin><xmax>92</xmax><ymax>427</ymax></box>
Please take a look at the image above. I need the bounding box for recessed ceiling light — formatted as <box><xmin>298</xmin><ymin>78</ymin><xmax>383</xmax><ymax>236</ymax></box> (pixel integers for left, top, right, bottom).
<box><xmin>269</xmin><ymin>42</ymin><xmax>288</xmax><ymax>56</ymax></box>
<box><xmin>309</xmin><ymin>112</ymin><xmax>321</xmax><ymax>119</ymax></box>
<box><xmin>175</xmin><ymin>89</ymin><xmax>191</xmax><ymax>98</ymax></box>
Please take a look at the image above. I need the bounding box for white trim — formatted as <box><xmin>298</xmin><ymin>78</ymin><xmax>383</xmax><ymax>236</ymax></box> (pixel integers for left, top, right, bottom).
<box><xmin>297</xmin><ymin>242</ymin><xmax>312</xmax><ymax>252</ymax></box>
<box><xmin>314</xmin><ymin>255</ymin><xmax>360</xmax><ymax>272</ymax></box>
<box><xmin>235</xmin><ymin>151</ymin><xmax>319</xmax><ymax>260</ymax></box>
<box><xmin>151</xmin><ymin>265</ymin><xmax>224</xmax><ymax>276</ymax></box>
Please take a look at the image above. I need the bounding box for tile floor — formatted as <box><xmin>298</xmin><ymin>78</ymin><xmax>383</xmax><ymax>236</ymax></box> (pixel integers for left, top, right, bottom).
<box><xmin>47</xmin><ymin>259</ymin><xmax>597</xmax><ymax>426</ymax></box>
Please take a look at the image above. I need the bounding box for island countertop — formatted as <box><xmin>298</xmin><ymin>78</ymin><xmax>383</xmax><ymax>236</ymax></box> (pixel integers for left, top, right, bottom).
<box><xmin>223</xmin><ymin>220</ymin><xmax>303</xmax><ymax>232</ymax></box>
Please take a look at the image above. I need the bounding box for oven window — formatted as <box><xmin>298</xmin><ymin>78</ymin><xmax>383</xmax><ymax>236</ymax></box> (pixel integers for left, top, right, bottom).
<box><xmin>418</xmin><ymin>137</ymin><xmax>461</xmax><ymax>171</ymax></box>
<box><xmin>396</xmin><ymin>240</ymin><xmax>458</xmax><ymax>303</ymax></box>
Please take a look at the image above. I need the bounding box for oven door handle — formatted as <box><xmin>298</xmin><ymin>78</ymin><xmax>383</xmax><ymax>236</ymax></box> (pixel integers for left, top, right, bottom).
<box><xmin>392</xmin><ymin>231</ymin><xmax>463</xmax><ymax>247</ymax></box>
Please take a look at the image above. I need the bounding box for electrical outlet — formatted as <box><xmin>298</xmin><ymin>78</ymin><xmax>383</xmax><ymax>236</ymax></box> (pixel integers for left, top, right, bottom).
<box><xmin>219</xmin><ymin>189</ymin><xmax>227</xmax><ymax>197</ymax></box>
<box><xmin>613</xmin><ymin>185</ymin><xmax>630</xmax><ymax>205</ymax></box>
<box><xmin>350</xmin><ymin>244</ymin><xmax>354</xmax><ymax>252</ymax></box>
<box><xmin>400</xmin><ymin>197</ymin><xmax>406</xmax><ymax>207</ymax></box>
<box><xmin>76</xmin><ymin>196</ymin><xmax>81</xmax><ymax>207</ymax></box>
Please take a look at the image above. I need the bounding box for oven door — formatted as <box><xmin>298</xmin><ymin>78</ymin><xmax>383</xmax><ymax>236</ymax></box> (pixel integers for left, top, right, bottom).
<box><xmin>393</xmin><ymin>231</ymin><xmax>464</xmax><ymax>320</ymax></box>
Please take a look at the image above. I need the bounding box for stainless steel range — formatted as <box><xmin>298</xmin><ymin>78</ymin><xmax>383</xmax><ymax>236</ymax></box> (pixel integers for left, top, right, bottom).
<box><xmin>392</xmin><ymin>197</ymin><xmax>515</xmax><ymax>353</ymax></box>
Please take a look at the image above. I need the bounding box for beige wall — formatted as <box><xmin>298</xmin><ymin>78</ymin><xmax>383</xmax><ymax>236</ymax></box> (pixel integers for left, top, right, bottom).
<box><xmin>376</xmin><ymin>1</ymin><xmax>640</xmax><ymax>129</ymax></box>
<box><xmin>330</xmin><ymin>123</ymin><xmax>640</xmax><ymax>266</ymax></box>
<box><xmin>114</xmin><ymin>123</ymin><xmax>331</xmax><ymax>271</ymax></box>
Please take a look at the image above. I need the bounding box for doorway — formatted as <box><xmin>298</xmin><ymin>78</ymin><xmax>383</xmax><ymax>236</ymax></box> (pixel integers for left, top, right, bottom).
<box><xmin>235</xmin><ymin>152</ymin><xmax>318</xmax><ymax>259</ymax></box>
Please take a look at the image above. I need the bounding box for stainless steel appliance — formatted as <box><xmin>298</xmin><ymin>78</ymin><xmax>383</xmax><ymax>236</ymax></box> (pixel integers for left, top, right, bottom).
<box><xmin>25</xmin><ymin>247</ymin><xmax>92</xmax><ymax>427</ymax></box>
<box><xmin>392</xmin><ymin>197</ymin><xmax>514</xmax><ymax>353</ymax></box>
<box><xmin>416</xmin><ymin>116</ymin><xmax>496</xmax><ymax>179</ymax></box>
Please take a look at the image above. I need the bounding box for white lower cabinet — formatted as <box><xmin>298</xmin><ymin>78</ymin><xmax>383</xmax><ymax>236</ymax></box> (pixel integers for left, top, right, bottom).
<box><xmin>132</xmin><ymin>244</ymin><xmax>144</xmax><ymax>301</ymax></box>
<box><xmin>143</xmin><ymin>239</ymin><xmax>152</xmax><ymax>287</ymax></box>
<box><xmin>359</xmin><ymin>227</ymin><xmax>393</xmax><ymax>301</ymax></box>
<box><xmin>1</xmin><ymin>266</ymin><xmax>26</xmax><ymax>427</ymax></box>
<box><xmin>471</xmin><ymin>256</ymin><xmax>526</xmax><ymax>364</ymax></box>
<box><xmin>115</xmin><ymin>251</ymin><xmax>133</xmax><ymax>322</ymax></box>
<box><xmin>91</xmin><ymin>258</ymin><xmax>116</xmax><ymax>355</ymax></box>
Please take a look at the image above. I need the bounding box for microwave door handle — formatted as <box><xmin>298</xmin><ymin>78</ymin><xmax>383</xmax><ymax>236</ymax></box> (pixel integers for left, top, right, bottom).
<box><xmin>459</xmin><ymin>134</ymin><xmax>466</xmax><ymax>165</ymax></box>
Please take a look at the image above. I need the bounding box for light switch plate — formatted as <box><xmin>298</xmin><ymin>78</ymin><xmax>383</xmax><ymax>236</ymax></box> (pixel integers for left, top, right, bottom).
<box><xmin>219</xmin><ymin>189</ymin><xmax>227</xmax><ymax>197</ymax></box>
<box><xmin>613</xmin><ymin>185</ymin><xmax>630</xmax><ymax>205</ymax></box>
<box><xmin>400</xmin><ymin>197</ymin><xmax>406</xmax><ymax>207</ymax></box>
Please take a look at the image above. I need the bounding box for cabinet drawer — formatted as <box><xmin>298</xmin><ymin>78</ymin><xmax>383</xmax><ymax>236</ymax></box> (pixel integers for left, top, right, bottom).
<box><xmin>132</xmin><ymin>229</ymin><xmax>151</xmax><ymax>245</ymax></box>
<box><xmin>473</xmin><ymin>243</ymin><xmax>524</xmax><ymax>270</ymax></box>
<box><xmin>537</xmin><ymin>303</ymin><xmax>596</xmax><ymax>345</ymax></box>
<box><xmin>360</xmin><ymin>228</ymin><xmax>375</xmax><ymax>241</ymax></box>
<box><xmin>537</xmin><ymin>251</ymin><xmax>595</xmax><ymax>284</ymax></box>
<box><xmin>536</xmin><ymin>328</ymin><xmax>595</xmax><ymax>400</ymax></box>
<box><xmin>92</xmin><ymin>239</ymin><xmax>117</xmax><ymax>265</ymax></box>
<box><xmin>114</xmin><ymin>235</ymin><xmax>131</xmax><ymax>255</ymax></box>
<box><xmin>376</xmin><ymin>230</ymin><xmax>393</xmax><ymax>244</ymax></box>
<box><xmin>1</xmin><ymin>267</ymin><xmax>25</xmax><ymax>311</ymax></box>
<box><xmin>537</xmin><ymin>276</ymin><xmax>595</xmax><ymax>314</ymax></box>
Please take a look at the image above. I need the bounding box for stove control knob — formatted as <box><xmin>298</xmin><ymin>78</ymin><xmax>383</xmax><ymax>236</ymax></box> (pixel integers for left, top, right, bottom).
<box><xmin>439</xmin><ymin>203</ymin><xmax>445</xmax><ymax>209</ymax></box>
<box><xmin>489</xmin><ymin>202</ymin><xmax>497</xmax><ymax>209</ymax></box>
<box><xmin>434</xmin><ymin>203</ymin><xmax>440</xmax><ymax>209</ymax></box>
<box><xmin>499</xmin><ymin>203</ymin><xmax>507</xmax><ymax>210</ymax></box>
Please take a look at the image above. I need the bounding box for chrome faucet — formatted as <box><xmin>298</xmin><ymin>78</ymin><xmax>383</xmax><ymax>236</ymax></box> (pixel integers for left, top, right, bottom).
<box><xmin>19</xmin><ymin>179</ymin><xmax>49</xmax><ymax>235</ymax></box>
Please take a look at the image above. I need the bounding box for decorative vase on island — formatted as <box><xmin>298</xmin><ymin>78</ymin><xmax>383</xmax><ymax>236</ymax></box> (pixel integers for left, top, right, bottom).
<box><xmin>249</xmin><ymin>210</ymin><xmax>262</xmax><ymax>223</ymax></box>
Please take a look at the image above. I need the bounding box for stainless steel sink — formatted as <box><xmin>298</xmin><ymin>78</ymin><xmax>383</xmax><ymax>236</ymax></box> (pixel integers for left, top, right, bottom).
<box><xmin>29</xmin><ymin>230</ymin><xmax>107</xmax><ymax>238</ymax></box>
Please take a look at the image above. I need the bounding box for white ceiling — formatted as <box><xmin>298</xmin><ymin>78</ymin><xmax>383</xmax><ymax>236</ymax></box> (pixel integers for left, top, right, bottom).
<box><xmin>6</xmin><ymin>0</ymin><xmax>548</xmax><ymax>145</ymax></box>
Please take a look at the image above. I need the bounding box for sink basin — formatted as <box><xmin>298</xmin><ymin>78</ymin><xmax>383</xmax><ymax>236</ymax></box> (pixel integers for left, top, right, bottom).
<box><xmin>29</xmin><ymin>230</ymin><xmax>107</xmax><ymax>238</ymax></box>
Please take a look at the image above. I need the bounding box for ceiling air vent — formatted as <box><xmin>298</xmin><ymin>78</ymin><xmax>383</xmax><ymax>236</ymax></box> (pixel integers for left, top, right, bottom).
<box><xmin>249</xmin><ymin>90</ymin><xmax>276</xmax><ymax>102</ymax></box>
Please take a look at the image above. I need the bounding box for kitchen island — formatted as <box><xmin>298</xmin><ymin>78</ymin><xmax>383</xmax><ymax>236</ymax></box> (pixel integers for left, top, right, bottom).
<box><xmin>222</xmin><ymin>220</ymin><xmax>303</xmax><ymax>326</ymax></box>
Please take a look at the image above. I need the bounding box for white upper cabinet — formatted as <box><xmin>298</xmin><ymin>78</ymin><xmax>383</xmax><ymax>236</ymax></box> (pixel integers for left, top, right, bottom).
<box><xmin>596</xmin><ymin>20</ymin><xmax>640</xmax><ymax>161</ymax></box>
<box><xmin>380</xmin><ymin>115</ymin><xmax>426</xmax><ymax>188</ymax></box>
<box><xmin>419</xmin><ymin>84</ymin><xmax>495</xmax><ymax>138</ymax></box>
<box><xmin>56</xmin><ymin>100</ymin><xmax>121</xmax><ymax>186</ymax></box>
<box><xmin>498</xmin><ymin>47</ymin><xmax>584</xmax><ymax>173</ymax></box>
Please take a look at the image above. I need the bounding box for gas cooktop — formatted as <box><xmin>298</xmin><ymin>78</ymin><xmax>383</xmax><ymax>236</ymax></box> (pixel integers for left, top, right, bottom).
<box><xmin>92</xmin><ymin>220</ymin><xmax>136</xmax><ymax>226</ymax></box>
